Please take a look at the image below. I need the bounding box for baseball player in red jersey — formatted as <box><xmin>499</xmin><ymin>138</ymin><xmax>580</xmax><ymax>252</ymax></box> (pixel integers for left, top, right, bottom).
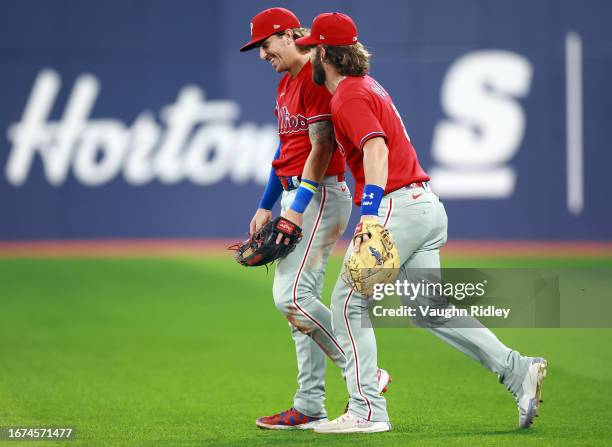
<box><xmin>296</xmin><ymin>13</ymin><xmax>547</xmax><ymax>434</ymax></box>
<box><xmin>240</xmin><ymin>8</ymin><xmax>390</xmax><ymax>430</ymax></box>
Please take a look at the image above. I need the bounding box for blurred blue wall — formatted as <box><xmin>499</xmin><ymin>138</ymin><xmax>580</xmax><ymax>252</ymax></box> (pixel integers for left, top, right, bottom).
<box><xmin>1</xmin><ymin>0</ymin><xmax>611</xmax><ymax>240</ymax></box>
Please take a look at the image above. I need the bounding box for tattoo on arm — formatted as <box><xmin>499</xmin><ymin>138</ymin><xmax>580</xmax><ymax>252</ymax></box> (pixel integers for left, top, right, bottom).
<box><xmin>305</xmin><ymin>121</ymin><xmax>335</xmax><ymax>182</ymax></box>
<box><xmin>308</xmin><ymin>121</ymin><xmax>335</xmax><ymax>148</ymax></box>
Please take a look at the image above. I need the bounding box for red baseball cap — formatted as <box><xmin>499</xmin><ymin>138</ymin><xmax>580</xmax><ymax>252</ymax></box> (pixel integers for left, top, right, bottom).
<box><xmin>240</xmin><ymin>7</ymin><xmax>301</xmax><ymax>52</ymax></box>
<box><xmin>295</xmin><ymin>12</ymin><xmax>358</xmax><ymax>46</ymax></box>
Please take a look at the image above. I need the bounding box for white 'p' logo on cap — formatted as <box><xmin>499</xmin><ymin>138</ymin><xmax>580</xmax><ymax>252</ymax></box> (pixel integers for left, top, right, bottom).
<box><xmin>250</xmin><ymin>22</ymin><xmax>253</xmax><ymax>37</ymax></box>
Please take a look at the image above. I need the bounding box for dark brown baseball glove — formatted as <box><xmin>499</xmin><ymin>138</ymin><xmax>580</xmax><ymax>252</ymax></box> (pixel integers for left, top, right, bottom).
<box><xmin>229</xmin><ymin>216</ymin><xmax>303</xmax><ymax>267</ymax></box>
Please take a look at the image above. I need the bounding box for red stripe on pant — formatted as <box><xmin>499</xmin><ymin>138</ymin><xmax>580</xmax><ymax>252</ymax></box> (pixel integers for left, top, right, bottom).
<box><xmin>383</xmin><ymin>198</ymin><xmax>393</xmax><ymax>228</ymax></box>
<box><xmin>292</xmin><ymin>186</ymin><xmax>346</xmax><ymax>356</ymax></box>
<box><xmin>343</xmin><ymin>199</ymin><xmax>394</xmax><ymax>420</ymax></box>
<box><xmin>343</xmin><ymin>288</ymin><xmax>373</xmax><ymax>420</ymax></box>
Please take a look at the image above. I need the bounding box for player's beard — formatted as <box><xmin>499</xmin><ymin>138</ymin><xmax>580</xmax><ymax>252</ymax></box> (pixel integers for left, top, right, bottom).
<box><xmin>312</xmin><ymin>47</ymin><xmax>326</xmax><ymax>86</ymax></box>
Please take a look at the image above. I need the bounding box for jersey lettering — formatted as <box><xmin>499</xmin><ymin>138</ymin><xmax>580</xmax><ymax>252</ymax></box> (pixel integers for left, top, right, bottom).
<box><xmin>277</xmin><ymin>104</ymin><xmax>308</xmax><ymax>135</ymax></box>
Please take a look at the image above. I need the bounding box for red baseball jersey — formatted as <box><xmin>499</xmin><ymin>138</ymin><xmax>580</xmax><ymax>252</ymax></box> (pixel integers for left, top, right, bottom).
<box><xmin>330</xmin><ymin>75</ymin><xmax>429</xmax><ymax>204</ymax></box>
<box><xmin>272</xmin><ymin>61</ymin><xmax>345</xmax><ymax>177</ymax></box>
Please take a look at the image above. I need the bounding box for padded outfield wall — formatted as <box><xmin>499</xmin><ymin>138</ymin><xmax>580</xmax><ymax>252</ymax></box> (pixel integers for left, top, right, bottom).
<box><xmin>0</xmin><ymin>0</ymin><xmax>610</xmax><ymax>240</ymax></box>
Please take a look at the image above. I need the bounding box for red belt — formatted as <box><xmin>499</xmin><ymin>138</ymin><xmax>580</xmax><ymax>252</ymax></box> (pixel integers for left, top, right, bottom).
<box><xmin>387</xmin><ymin>181</ymin><xmax>429</xmax><ymax>194</ymax></box>
<box><xmin>406</xmin><ymin>181</ymin><xmax>427</xmax><ymax>189</ymax></box>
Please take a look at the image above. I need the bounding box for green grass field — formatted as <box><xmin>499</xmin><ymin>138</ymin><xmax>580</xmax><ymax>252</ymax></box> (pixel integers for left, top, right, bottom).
<box><xmin>1</xmin><ymin>254</ymin><xmax>611</xmax><ymax>446</ymax></box>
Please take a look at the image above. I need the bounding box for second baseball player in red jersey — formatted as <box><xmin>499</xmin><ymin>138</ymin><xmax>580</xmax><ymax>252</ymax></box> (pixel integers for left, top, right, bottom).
<box><xmin>296</xmin><ymin>12</ymin><xmax>547</xmax><ymax>434</ymax></box>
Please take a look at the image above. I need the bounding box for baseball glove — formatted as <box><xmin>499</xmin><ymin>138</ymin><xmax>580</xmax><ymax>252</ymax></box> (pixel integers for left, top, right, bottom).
<box><xmin>342</xmin><ymin>217</ymin><xmax>400</xmax><ymax>297</ymax></box>
<box><xmin>229</xmin><ymin>216</ymin><xmax>303</xmax><ymax>267</ymax></box>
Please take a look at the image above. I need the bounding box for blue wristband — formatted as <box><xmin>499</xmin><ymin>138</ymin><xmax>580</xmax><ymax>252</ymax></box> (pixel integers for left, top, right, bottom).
<box><xmin>360</xmin><ymin>184</ymin><xmax>384</xmax><ymax>216</ymax></box>
<box><xmin>290</xmin><ymin>179</ymin><xmax>319</xmax><ymax>214</ymax></box>
<box><xmin>258</xmin><ymin>143</ymin><xmax>283</xmax><ymax>210</ymax></box>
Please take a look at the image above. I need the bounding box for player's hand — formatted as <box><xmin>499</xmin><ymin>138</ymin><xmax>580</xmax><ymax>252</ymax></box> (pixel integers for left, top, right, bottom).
<box><xmin>250</xmin><ymin>208</ymin><xmax>273</xmax><ymax>236</ymax></box>
<box><xmin>276</xmin><ymin>209</ymin><xmax>303</xmax><ymax>245</ymax></box>
<box><xmin>353</xmin><ymin>215</ymin><xmax>379</xmax><ymax>253</ymax></box>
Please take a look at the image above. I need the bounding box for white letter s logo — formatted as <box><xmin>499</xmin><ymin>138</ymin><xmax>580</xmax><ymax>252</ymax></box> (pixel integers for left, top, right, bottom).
<box><xmin>430</xmin><ymin>50</ymin><xmax>533</xmax><ymax>198</ymax></box>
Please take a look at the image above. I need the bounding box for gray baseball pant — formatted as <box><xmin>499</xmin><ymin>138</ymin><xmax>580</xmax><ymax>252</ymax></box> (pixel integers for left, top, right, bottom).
<box><xmin>331</xmin><ymin>184</ymin><xmax>532</xmax><ymax>422</ymax></box>
<box><xmin>272</xmin><ymin>176</ymin><xmax>352</xmax><ymax>418</ymax></box>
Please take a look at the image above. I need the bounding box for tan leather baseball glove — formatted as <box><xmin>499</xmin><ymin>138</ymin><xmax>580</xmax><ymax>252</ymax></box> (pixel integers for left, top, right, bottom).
<box><xmin>342</xmin><ymin>217</ymin><xmax>400</xmax><ymax>298</ymax></box>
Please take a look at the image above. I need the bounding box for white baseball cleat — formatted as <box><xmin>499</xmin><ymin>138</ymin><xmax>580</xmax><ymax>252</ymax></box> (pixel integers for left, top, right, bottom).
<box><xmin>344</xmin><ymin>368</ymin><xmax>392</xmax><ymax>414</ymax></box>
<box><xmin>516</xmin><ymin>357</ymin><xmax>548</xmax><ymax>428</ymax></box>
<box><xmin>314</xmin><ymin>412</ymin><xmax>391</xmax><ymax>434</ymax></box>
<box><xmin>377</xmin><ymin>368</ymin><xmax>391</xmax><ymax>394</ymax></box>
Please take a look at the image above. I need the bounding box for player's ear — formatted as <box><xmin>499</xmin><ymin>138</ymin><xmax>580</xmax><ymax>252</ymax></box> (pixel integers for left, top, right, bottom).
<box><xmin>318</xmin><ymin>45</ymin><xmax>327</xmax><ymax>60</ymax></box>
<box><xmin>282</xmin><ymin>29</ymin><xmax>294</xmax><ymax>44</ymax></box>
